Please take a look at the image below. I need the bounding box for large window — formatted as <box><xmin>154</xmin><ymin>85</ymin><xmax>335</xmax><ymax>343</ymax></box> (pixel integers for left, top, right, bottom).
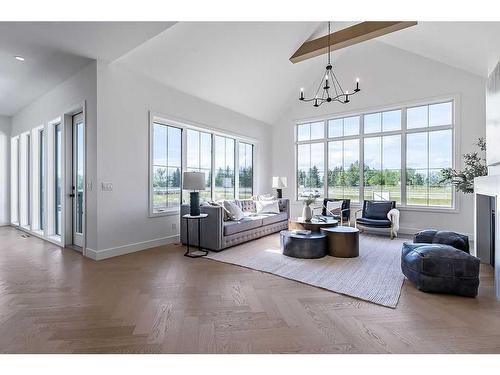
<box><xmin>185</xmin><ymin>129</ymin><xmax>212</xmax><ymax>202</ymax></box>
<box><xmin>149</xmin><ymin>115</ymin><xmax>255</xmax><ymax>215</ymax></box>
<box><xmin>214</xmin><ymin>135</ymin><xmax>235</xmax><ymax>200</ymax></box>
<box><xmin>54</xmin><ymin>124</ymin><xmax>62</xmax><ymax>236</ymax></box>
<box><xmin>239</xmin><ymin>142</ymin><xmax>253</xmax><ymax>199</ymax></box>
<box><xmin>19</xmin><ymin>133</ymin><xmax>30</xmax><ymax>228</ymax></box>
<box><xmin>40</xmin><ymin>129</ymin><xmax>45</xmax><ymax>230</ymax></box>
<box><xmin>151</xmin><ymin>122</ymin><xmax>182</xmax><ymax>214</ymax></box>
<box><xmin>297</xmin><ymin>142</ymin><xmax>324</xmax><ymax>199</ymax></box>
<box><xmin>364</xmin><ymin>135</ymin><xmax>401</xmax><ymax>202</ymax></box>
<box><xmin>296</xmin><ymin>100</ymin><xmax>454</xmax><ymax>208</ymax></box>
<box><xmin>406</xmin><ymin>102</ymin><xmax>453</xmax><ymax>207</ymax></box>
<box><xmin>10</xmin><ymin>137</ymin><xmax>19</xmax><ymax>225</ymax></box>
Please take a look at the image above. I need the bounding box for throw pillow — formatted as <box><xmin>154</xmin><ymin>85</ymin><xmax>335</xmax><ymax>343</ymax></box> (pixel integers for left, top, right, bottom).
<box><xmin>223</xmin><ymin>200</ymin><xmax>245</xmax><ymax>221</ymax></box>
<box><xmin>208</xmin><ymin>201</ymin><xmax>232</xmax><ymax>221</ymax></box>
<box><xmin>326</xmin><ymin>200</ymin><xmax>343</xmax><ymax>216</ymax></box>
<box><xmin>255</xmin><ymin>200</ymin><xmax>280</xmax><ymax>214</ymax></box>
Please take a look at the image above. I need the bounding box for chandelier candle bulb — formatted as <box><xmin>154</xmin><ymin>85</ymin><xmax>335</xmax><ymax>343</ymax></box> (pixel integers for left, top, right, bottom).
<box><xmin>300</xmin><ymin>88</ymin><xmax>304</xmax><ymax>100</ymax></box>
<box><xmin>355</xmin><ymin>78</ymin><xmax>360</xmax><ymax>91</ymax></box>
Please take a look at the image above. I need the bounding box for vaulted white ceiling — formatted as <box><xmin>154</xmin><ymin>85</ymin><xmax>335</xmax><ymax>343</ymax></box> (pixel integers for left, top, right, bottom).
<box><xmin>0</xmin><ymin>22</ymin><xmax>175</xmax><ymax>115</ymax></box>
<box><xmin>117</xmin><ymin>21</ymin><xmax>500</xmax><ymax>125</ymax></box>
<box><xmin>2</xmin><ymin>21</ymin><xmax>500</xmax><ymax>123</ymax></box>
<box><xmin>116</xmin><ymin>22</ymin><xmax>325</xmax><ymax>125</ymax></box>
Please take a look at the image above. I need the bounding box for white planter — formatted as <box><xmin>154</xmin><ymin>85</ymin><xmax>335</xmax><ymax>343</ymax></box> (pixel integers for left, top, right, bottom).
<box><xmin>302</xmin><ymin>205</ymin><xmax>313</xmax><ymax>222</ymax></box>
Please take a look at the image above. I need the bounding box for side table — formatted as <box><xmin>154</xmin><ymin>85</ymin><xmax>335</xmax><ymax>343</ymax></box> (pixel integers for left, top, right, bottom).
<box><xmin>182</xmin><ymin>213</ymin><xmax>209</xmax><ymax>258</ymax></box>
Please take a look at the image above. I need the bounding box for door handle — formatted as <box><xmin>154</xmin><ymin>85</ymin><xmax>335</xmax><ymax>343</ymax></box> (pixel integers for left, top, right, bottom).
<box><xmin>69</xmin><ymin>193</ymin><xmax>75</xmax><ymax>198</ymax></box>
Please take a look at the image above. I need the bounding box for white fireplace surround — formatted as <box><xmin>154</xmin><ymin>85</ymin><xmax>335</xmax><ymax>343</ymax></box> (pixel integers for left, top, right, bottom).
<box><xmin>474</xmin><ymin>175</ymin><xmax>500</xmax><ymax>300</ymax></box>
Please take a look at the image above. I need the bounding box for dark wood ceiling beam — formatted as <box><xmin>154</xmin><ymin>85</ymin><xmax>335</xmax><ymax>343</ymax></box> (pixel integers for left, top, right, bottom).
<box><xmin>290</xmin><ymin>21</ymin><xmax>417</xmax><ymax>64</ymax></box>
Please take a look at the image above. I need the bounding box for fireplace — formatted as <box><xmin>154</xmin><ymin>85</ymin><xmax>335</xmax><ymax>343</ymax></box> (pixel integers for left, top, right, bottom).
<box><xmin>476</xmin><ymin>194</ymin><xmax>496</xmax><ymax>267</ymax></box>
<box><xmin>474</xmin><ymin>175</ymin><xmax>500</xmax><ymax>300</ymax></box>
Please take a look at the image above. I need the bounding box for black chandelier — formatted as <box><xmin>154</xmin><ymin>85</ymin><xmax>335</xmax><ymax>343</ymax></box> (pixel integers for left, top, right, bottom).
<box><xmin>299</xmin><ymin>22</ymin><xmax>361</xmax><ymax>107</ymax></box>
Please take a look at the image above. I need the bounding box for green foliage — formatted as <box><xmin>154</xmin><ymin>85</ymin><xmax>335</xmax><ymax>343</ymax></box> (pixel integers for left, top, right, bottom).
<box><xmin>239</xmin><ymin>166</ymin><xmax>253</xmax><ymax>189</ymax></box>
<box><xmin>440</xmin><ymin>137</ymin><xmax>487</xmax><ymax>194</ymax></box>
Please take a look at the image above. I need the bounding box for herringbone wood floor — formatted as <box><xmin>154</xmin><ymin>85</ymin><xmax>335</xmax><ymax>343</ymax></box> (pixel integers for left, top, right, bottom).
<box><xmin>0</xmin><ymin>226</ymin><xmax>499</xmax><ymax>353</ymax></box>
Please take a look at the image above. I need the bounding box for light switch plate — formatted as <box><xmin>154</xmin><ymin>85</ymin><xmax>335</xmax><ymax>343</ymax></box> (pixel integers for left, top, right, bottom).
<box><xmin>101</xmin><ymin>182</ymin><xmax>113</xmax><ymax>191</ymax></box>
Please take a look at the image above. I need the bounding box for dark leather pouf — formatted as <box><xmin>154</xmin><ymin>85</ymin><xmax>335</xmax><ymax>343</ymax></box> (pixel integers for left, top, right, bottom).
<box><xmin>401</xmin><ymin>242</ymin><xmax>480</xmax><ymax>297</ymax></box>
<box><xmin>414</xmin><ymin>229</ymin><xmax>470</xmax><ymax>253</ymax></box>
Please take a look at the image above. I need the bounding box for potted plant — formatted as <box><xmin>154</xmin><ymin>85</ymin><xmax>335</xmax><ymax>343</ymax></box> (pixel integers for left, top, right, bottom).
<box><xmin>440</xmin><ymin>137</ymin><xmax>487</xmax><ymax>194</ymax></box>
<box><xmin>301</xmin><ymin>195</ymin><xmax>316</xmax><ymax>222</ymax></box>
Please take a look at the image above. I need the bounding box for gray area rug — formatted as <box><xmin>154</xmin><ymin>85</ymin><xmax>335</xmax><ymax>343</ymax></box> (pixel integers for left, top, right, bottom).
<box><xmin>205</xmin><ymin>233</ymin><xmax>407</xmax><ymax>308</ymax></box>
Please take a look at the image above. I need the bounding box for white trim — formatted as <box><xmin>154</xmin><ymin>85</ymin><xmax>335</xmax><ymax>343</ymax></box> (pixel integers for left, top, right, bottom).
<box><xmin>85</xmin><ymin>234</ymin><xmax>180</xmax><ymax>261</ymax></box>
<box><xmin>149</xmin><ymin>114</ymin><xmax>184</xmax><ymax>217</ymax></box>
<box><xmin>294</xmin><ymin>92</ymin><xmax>461</xmax><ymax>125</ymax></box>
<box><xmin>294</xmin><ymin>95</ymin><xmax>459</xmax><ymax>211</ymax></box>
<box><xmin>149</xmin><ymin>111</ymin><xmax>256</xmax><ymax>217</ymax></box>
<box><xmin>150</xmin><ymin>111</ymin><xmax>258</xmax><ymax>144</ymax></box>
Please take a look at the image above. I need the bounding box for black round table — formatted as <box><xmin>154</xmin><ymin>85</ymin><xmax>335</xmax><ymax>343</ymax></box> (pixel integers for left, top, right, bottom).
<box><xmin>280</xmin><ymin>230</ymin><xmax>327</xmax><ymax>259</ymax></box>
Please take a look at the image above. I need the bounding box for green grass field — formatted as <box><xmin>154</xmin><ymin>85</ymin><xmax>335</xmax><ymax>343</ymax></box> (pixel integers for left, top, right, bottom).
<box><xmin>327</xmin><ymin>186</ymin><xmax>452</xmax><ymax>207</ymax></box>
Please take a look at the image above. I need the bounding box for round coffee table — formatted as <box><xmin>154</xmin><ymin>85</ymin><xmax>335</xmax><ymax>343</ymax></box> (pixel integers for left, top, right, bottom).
<box><xmin>280</xmin><ymin>230</ymin><xmax>327</xmax><ymax>259</ymax></box>
<box><xmin>288</xmin><ymin>216</ymin><xmax>338</xmax><ymax>232</ymax></box>
<box><xmin>320</xmin><ymin>226</ymin><xmax>359</xmax><ymax>258</ymax></box>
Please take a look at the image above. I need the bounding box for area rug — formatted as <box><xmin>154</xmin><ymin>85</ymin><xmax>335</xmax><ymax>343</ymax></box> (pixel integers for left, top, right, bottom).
<box><xmin>205</xmin><ymin>233</ymin><xmax>407</xmax><ymax>308</ymax></box>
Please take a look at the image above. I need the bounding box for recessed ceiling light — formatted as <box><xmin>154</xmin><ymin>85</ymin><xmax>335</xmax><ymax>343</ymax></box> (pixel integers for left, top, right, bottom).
<box><xmin>14</xmin><ymin>56</ymin><xmax>25</xmax><ymax>62</ymax></box>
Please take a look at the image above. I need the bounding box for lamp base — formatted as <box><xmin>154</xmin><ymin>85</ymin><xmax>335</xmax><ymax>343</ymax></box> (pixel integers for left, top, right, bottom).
<box><xmin>190</xmin><ymin>191</ymin><xmax>200</xmax><ymax>216</ymax></box>
<box><xmin>276</xmin><ymin>189</ymin><xmax>283</xmax><ymax>199</ymax></box>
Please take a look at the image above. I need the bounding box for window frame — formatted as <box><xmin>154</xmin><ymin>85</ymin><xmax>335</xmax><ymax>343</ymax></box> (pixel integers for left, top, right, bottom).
<box><xmin>149</xmin><ymin>120</ymin><xmax>184</xmax><ymax>217</ymax></box>
<box><xmin>295</xmin><ymin>96</ymin><xmax>458</xmax><ymax>212</ymax></box>
<box><xmin>149</xmin><ymin>112</ymin><xmax>256</xmax><ymax>217</ymax></box>
<box><xmin>238</xmin><ymin>141</ymin><xmax>254</xmax><ymax>199</ymax></box>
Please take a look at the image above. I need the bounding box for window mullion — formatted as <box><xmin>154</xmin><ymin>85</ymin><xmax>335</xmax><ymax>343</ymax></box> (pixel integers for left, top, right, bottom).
<box><xmin>359</xmin><ymin>115</ymin><xmax>365</xmax><ymax>203</ymax></box>
<box><xmin>401</xmin><ymin>108</ymin><xmax>407</xmax><ymax>206</ymax></box>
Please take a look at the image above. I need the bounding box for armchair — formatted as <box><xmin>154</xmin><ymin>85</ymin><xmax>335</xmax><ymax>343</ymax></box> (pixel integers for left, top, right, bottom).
<box><xmin>322</xmin><ymin>198</ymin><xmax>351</xmax><ymax>226</ymax></box>
<box><xmin>355</xmin><ymin>200</ymin><xmax>397</xmax><ymax>239</ymax></box>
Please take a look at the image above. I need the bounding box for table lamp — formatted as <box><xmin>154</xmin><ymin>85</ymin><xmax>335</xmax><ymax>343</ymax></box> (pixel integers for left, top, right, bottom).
<box><xmin>272</xmin><ymin>176</ymin><xmax>287</xmax><ymax>198</ymax></box>
<box><xmin>182</xmin><ymin>171</ymin><xmax>206</xmax><ymax>216</ymax></box>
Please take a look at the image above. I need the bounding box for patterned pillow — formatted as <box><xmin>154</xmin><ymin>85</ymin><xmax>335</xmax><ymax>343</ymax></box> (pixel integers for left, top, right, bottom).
<box><xmin>223</xmin><ymin>200</ymin><xmax>245</xmax><ymax>221</ymax></box>
<box><xmin>208</xmin><ymin>201</ymin><xmax>232</xmax><ymax>221</ymax></box>
<box><xmin>326</xmin><ymin>200</ymin><xmax>343</xmax><ymax>215</ymax></box>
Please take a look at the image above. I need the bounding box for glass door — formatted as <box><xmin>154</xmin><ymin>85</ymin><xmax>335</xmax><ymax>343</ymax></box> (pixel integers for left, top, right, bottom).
<box><xmin>72</xmin><ymin>113</ymin><xmax>85</xmax><ymax>248</ymax></box>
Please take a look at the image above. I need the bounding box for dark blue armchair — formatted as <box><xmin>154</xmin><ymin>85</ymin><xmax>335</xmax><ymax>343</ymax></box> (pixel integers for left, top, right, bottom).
<box><xmin>355</xmin><ymin>200</ymin><xmax>397</xmax><ymax>239</ymax></box>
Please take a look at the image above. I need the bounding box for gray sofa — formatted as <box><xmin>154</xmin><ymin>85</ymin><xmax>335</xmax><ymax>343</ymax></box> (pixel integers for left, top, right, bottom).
<box><xmin>180</xmin><ymin>198</ymin><xmax>289</xmax><ymax>251</ymax></box>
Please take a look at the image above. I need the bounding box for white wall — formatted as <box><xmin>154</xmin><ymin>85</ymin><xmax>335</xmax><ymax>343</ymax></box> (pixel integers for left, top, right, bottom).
<box><xmin>92</xmin><ymin>62</ymin><xmax>272</xmax><ymax>257</ymax></box>
<box><xmin>0</xmin><ymin>115</ymin><xmax>11</xmax><ymax>225</ymax></box>
<box><xmin>10</xmin><ymin>62</ymin><xmax>98</xmax><ymax>248</ymax></box>
<box><xmin>272</xmin><ymin>41</ymin><xmax>486</xmax><ymax>237</ymax></box>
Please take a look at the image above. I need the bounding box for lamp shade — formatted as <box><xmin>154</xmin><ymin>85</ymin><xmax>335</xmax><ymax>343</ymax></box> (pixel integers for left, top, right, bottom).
<box><xmin>272</xmin><ymin>176</ymin><xmax>288</xmax><ymax>189</ymax></box>
<box><xmin>182</xmin><ymin>171</ymin><xmax>206</xmax><ymax>190</ymax></box>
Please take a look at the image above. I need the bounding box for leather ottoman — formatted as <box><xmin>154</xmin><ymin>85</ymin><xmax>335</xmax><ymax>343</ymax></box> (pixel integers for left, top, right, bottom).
<box><xmin>401</xmin><ymin>242</ymin><xmax>480</xmax><ymax>297</ymax></box>
<box><xmin>413</xmin><ymin>229</ymin><xmax>470</xmax><ymax>253</ymax></box>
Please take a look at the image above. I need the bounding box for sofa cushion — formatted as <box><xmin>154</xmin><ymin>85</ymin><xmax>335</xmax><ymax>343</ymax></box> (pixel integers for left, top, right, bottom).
<box><xmin>401</xmin><ymin>242</ymin><xmax>480</xmax><ymax>297</ymax></box>
<box><xmin>223</xmin><ymin>217</ymin><xmax>263</xmax><ymax>236</ymax></box>
<box><xmin>261</xmin><ymin>212</ymin><xmax>288</xmax><ymax>226</ymax></box>
<box><xmin>356</xmin><ymin>217</ymin><xmax>392</xmax><ymax>228</ymax></box>
<box><xmin>364</xmin><ymin>201</ymin><xmax>393</xmax><ymax>220</ymax></box>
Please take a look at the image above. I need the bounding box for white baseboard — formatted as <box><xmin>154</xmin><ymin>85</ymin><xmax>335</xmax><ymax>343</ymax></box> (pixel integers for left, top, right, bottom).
<box><xmin>360</xmin><ymin>225</ymin><xmax>474</xmax><ymax>241</ymax></box>
<box><xmin>85</xmin><ymin>234</ymin><xmax>180</xmax><ymax>261</ymax></box>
